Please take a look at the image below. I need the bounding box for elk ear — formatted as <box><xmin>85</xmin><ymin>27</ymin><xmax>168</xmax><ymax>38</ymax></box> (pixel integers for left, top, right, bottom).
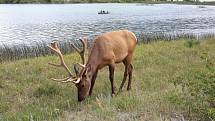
<box><xmin>73</xmin><ymin>64</ymin><xmax>80</xmax><ymax>76</ymax></box>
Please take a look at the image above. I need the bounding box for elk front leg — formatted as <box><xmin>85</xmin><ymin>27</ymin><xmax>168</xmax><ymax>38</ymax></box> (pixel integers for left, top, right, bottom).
<box><xmin>89</xmin><ymin>69</ymin><xmax>98</xmax><ymax>95</ymax></box>
<box><xmin>109</xmin><ymin>64</ymin><xmax>116</xmax><ymax>96</ymax></box>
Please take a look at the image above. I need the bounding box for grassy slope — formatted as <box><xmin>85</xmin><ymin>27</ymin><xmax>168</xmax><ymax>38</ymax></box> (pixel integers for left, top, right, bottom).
<box><xmin>0</xmin><ymin>38</ymin><xmax>215</xmax><ymax>121</ymax></box>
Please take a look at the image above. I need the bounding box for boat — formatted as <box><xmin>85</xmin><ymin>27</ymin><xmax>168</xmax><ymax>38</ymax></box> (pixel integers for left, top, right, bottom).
<box><xmin>98</xmin><ymin>10</ymin><xmax>110</xmax><ymax>14</ymax></box>
<box><xmin>198</xmin><ymin>5</ymin><xmax>206</xmax><ymax>8</ymax></box>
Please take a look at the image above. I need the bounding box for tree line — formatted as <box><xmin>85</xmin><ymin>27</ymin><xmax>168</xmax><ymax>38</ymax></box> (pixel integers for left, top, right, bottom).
<box><xmin>0</xmin><ymin>0</ymin><xmax>155</xmax><ymax>4</ymax></box>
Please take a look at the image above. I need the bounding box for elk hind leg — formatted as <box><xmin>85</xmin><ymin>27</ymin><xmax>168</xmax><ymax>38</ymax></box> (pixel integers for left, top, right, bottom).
<box><xmin>127</xmin><ymin>64</ymin><xmax>133</xmax><ymax>90</ymax></box>
<box><xmin>118</xmin><ymin>61</ymin><xmax>129</xmax><ymax>93</ymax></box>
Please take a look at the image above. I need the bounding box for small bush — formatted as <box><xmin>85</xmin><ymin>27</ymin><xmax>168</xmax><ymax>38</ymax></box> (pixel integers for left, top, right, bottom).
<box><xmin>184</xmin><ymin>39</ymin><xmax>200</xmax><ymax>48</ymax></box>
<box><xmin>208</xmin><ymin>108</ymin><xmax>215</xmax><ymax>120</ymax></box>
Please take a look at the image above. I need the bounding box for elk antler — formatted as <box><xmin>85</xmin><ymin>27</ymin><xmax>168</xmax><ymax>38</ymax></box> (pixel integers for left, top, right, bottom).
<box><xmin>71</xmin><ymin>38</ymin><xmax>87</xmax><ymax>65</ymax></box>
<box><xmin>47</xmin><ymin>41</ymin><xmax>79</xmax><ymax>83</ymax></box>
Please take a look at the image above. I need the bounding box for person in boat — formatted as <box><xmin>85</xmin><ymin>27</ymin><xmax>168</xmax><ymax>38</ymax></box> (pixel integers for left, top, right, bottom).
<box><xmin>98</xmin><ymin>10</ymin><xmax>109</xmax><ymax>14</ymax></box>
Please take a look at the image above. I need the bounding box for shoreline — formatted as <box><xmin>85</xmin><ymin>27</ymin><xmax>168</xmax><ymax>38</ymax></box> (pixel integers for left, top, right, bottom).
<box><xmin>1</xmin><ymin>32</ymin><xmax>215</xmax><ymax>62</ymax></box>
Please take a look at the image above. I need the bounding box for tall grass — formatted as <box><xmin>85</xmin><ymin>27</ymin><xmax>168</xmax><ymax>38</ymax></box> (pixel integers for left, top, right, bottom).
<box><xmin>0</xmin><ymin>40</ymin><xmax>75</xmax><ymax>62</ymax></box>
<box><xmin>141</xmin><ymin>32</ymin><xmax>215</xmax><ymax>43</ymax></box>
<box><xmin>1</xmin><ymin>32</ymin><xmax>215</xmax><ymax>62</ymax></box>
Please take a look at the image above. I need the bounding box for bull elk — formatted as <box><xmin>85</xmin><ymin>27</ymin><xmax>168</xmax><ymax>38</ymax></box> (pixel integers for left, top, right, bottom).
<box><xmin>48</xmin><ymin>30</ymin><xmax>137</xmax><ymax>101</ymax></box>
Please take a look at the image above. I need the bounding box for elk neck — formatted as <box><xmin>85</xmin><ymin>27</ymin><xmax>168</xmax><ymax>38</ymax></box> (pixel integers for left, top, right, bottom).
<box><xmin>85</xmin><ymin>47</ymin><xmax>100</xmax><ymax>81</ymax></box>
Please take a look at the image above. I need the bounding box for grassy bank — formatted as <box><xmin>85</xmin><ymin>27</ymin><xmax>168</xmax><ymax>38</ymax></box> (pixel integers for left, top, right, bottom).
<box><xmin>0</xmin><ymin>38</ymin><xmax>215</xmax><ymax>121</ymax></box>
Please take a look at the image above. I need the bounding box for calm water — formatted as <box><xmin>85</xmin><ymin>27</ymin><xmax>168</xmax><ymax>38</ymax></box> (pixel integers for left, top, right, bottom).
<box><xmin>1</xmin><ymin>3</ymin><xmax>215</xmax><ymax>46</ymax></box>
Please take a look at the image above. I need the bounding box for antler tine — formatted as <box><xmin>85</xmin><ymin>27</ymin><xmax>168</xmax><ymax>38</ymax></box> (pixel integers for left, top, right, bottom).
<box><xmin>51</xmin><ymin>77</ymin><xmax>78</xmax><ymax>83</ymax></box>
<box><xmin>51</xmin><ymin>77</ymin><xmax>70</xmax><ymax>81</ymax></box>
<box><xmin>47</xmin><ymin>41</ymin><xmax>74</xmax><ymax>77</ymax></box>
<box><xmin>71</xmin><ymin>37</ymin><xmax>87</xmax><ymax>65</ymax></box>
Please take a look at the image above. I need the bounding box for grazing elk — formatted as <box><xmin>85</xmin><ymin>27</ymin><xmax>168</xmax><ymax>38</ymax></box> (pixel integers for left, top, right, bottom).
<box><xmin>48</xmin><ymin>30</ymin><xmax>137</xmax><ymax>101</ymax></box>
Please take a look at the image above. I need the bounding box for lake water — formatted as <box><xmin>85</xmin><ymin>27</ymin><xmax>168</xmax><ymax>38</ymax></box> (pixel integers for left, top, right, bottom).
<box><xmin>1</xmin><ymin>3</ymin><xmax>215</xmax><ymax>47</ymax></box>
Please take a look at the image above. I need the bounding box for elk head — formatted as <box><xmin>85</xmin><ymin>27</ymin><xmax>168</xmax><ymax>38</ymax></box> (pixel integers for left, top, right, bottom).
<box><xmin>47</xmin><ymin>38</ymin><xmax>90</xmax><ymax>101</ymax></box>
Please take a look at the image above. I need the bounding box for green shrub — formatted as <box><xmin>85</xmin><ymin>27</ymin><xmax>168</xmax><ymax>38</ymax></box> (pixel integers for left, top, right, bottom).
<box><xmin>208</xmin><ymin>108</ymin><xmax>215</xmax><ymax>119</ymax></box>
<box><xmin>184</xmin><ymin>39</ymin><xmax>200</xmax><ymax>48</ymax></box>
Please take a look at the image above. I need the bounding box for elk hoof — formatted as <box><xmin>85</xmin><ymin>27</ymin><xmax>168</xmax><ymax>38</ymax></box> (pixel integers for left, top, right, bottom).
<box><xmin>111</xmin><ymin>93</ymin><xmax>116</xmax><ymax>97</ymax></box>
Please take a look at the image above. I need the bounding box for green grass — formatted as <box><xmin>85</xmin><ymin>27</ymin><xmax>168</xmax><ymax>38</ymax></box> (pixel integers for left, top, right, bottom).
<box><xmin>0</xmin><ymin>38</ymin><xmax>215</xmax><ymax>121</ymax></box>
